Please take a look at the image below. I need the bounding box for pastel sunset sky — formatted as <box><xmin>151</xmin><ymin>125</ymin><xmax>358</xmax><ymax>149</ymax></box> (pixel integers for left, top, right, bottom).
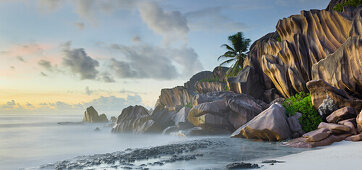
<box><xmin>0</xmin><ymin>0</ymin><xmax>328</xmax><ymax>115</ymax></box>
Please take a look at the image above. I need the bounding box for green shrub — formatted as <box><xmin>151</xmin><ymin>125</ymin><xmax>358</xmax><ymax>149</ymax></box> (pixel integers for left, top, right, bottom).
<box><xmin>276</xmin><ymin>35</ymin><xmax>281</xmax><ymax>42</ymax></box>
<box><xmin>282</xmin><ymin>92</ymin><xmax>322</xmax><ymax>133</ymax></box>
<box><xmin>333</xmin><ymin>0</ymin><xmax>362</xmax><ymax>12</ymax></box>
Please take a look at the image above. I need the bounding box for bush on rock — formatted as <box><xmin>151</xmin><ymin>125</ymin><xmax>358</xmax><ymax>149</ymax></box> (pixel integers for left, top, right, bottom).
<box><xmin>283</xmin><ymin>92</ymin><xmax>322</xmax><ymax>133</ymax></box>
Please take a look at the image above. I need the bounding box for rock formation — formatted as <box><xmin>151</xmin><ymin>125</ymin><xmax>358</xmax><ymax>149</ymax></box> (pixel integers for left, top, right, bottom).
<box><xmin>82</xmin><ymin>106</ymin><xmax>108</xmax><ymax>123</ymax></box>
<box><xmin>112</xmin><ymin>105</ymin><xmax>153</xmax><ymax>133</ymax></box>
<box><xmin>231</xmin><ymin>103</ymin><xmax>292</xmax><ymax>141</ymax></box>
<box><xmin>228</xmin><ymin>3</ymin><xmax>361</xmax><ymax>113</ymax></box>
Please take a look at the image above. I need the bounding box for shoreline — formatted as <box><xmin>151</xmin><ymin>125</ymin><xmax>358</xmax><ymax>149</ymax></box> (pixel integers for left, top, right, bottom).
<box><xmin>257</xmin><ymin>141</ymin><xmax>362</xmax><ymax>170</ymax></box>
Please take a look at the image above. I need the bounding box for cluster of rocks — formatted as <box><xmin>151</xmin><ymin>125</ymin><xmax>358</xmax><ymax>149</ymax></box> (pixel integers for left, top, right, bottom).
<box><xmin>41</xmin><ymin>139</ymin><xmax>217</xmax><ymax>170</ymax></box>
<box><xmin>287</xmin><ymin>107</ymin><xmax>362</xmax><ymax>148</ymax></box>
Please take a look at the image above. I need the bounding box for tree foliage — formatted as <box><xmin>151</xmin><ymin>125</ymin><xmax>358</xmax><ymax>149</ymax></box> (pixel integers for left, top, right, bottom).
<box><xmin>282</xmin><ymin>92</ymin><xmax>323</xmax><ymax>133</ymax></box>
<box><xmin>218</xmin><ymin>32</ymin><xmax>251</xmax><ymax>78</ymax></box>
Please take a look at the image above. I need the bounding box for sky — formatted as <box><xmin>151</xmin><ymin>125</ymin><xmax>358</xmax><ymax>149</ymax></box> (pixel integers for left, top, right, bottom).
<box><xmin>0</xmin><ymin>0</ymin><xmax>329</xmax><ymax>115</ymax></box>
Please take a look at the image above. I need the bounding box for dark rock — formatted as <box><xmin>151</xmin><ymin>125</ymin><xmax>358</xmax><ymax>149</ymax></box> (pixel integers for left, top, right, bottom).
<box><xmin>262</xmin><ymin>160</ymin><xmax>285</xmax><ymax>164</ymax></box>
<box><xmin>226</xmin><ymin>66</ymin><xmax>265</xmax><ymax>100</ymax></box>
<box><xmin>226</xmin><ymin>162</ymin><xmax>260</xmax><ymax>169</ymax></box>
<box><xmin>287</xmin><ymin>112</ymin><xmax>304</xmax><ymax>138</ymax></box>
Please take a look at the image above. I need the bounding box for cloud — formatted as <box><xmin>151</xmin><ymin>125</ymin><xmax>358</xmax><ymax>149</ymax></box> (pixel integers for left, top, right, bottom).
<box><xmin>109</xmin><ymin>43</ymin><xmax>202</xmax><ymax>80</ymax></box>
<box><xmin>83</xmin><ymin>95</ymin><xmax>143</xmax><ymax>114</ymax></box>
<box><xmin>16</xmin><ymin>56</ymin><xmax>25</xmax><ymax>62</ymax></box>
<box><xmin>0</xmin><ymin>95</ymin><xmax>143</xmax><ymax>115</ymax></box>
<box><xmin>73</xmin><ymin>22</ymin><xmax>85</xmax><ymax>30</ymax></box>
<box><xmin>186</xmin><ymin>7</ymin><xmax>248</xmax><ymax>32</ymax></box>
<box><xmin>38</xmin><ymin>0</ymin><xmax>62</xmax><ymax>11</ymax></box>
<box><xmin>38</xmin><ymin>59</ymin><xmax>53</xmax><ymax>71</ymax></box>
<box><xmin>62</xmin><ymin>47</ymin><xmax>100</xmax><ymax>80</ymax></box>
<box><xmin>138</xmin><ymin>1</ymin><xmax>189</xmax><ymax>45</ymax></box>
<box><xmin>97</xmin><ymin>72</ymin><xmax>115</xmax><ymax>82</ymax></box>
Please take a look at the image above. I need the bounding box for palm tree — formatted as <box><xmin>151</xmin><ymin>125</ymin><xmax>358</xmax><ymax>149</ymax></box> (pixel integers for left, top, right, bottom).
<box><xmin>218</xmin><ymin>32</ymin><xmax>251</xmax><ymax>77</ymax></box>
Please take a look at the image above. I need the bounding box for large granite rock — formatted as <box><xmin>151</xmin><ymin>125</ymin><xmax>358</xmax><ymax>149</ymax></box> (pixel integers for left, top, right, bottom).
<box><xmin>226</xmin><ymin>94</ymin><xmax>266</xmax><ymax>129</ymax></box>
<box><xmin>231</xmin><ymin>103</ymin><xmax>291</xmax><ymax>141</ymax></box>
<box><xmin>184</xmin><ymin>71</ymin><xmax>214</xmax><ymax>93</ymax></box>
<box><xmin>326</xmin><ymin>106</ymin><xmax>356</xmax><ymax>123</ymax></box>
<box><xmin>82</xmin><ymin>106</ymin><xmax>108</xmax><ymax>123</ymax></box>
<box><xmin>158</xmin><ymin>86</ymin><xmax>193</xmax><ymax>108</ymax></box>
<box><xmin>311</xmin><ymin>36</ymin><xmax>361</xmax><ymax>98</ymax></box>
<box><xmin>241</xmin><ymin>6</ymin><xmax>361</xmax><ymax>101</ymax></box>
<box><xmin>187</xmin><ymin>100</ymin><xmax>233</xmax><ymax>131</ymax></box>
<box><xmin>112</xmin><ymin>105</ymin><xmax>153</xmax><ymax>133</ymax></box>
<box><xmin>227</xmin><ymin>66</ymin><xmax>265</xmax><ymax>100</ymax></box>
<box><xmin>146</xmin><ymin>105</ymin><xmax>179</xmax><ymax>133</ymax></box>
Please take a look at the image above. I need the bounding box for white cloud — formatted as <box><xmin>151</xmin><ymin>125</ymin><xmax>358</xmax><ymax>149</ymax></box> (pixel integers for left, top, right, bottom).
<box><xmin>186</xmin><ymin>7</ymin><xmax>248</xmax><ymax>32</ymax></box>
<box><xmin>109</xmin><ymin>43</ymin><xmax>203</xmax><ymax>80</ymax></box>
<box><xmin>138</xmin><ymin>1</ymin><xmax>189</xmax><ymax>46</ymax></box>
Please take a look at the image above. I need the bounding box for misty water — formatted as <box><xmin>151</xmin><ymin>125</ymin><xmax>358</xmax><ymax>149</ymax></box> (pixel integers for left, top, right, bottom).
<box><xmin>0</xmin><ymin>114</ymin><xmax>307</xmax><ymax>169</ymax></box>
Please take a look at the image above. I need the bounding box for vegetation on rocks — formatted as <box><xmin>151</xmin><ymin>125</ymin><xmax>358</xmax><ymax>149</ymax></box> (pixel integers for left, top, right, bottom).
<box><xmin>283</xmin><ymin>92</ymin><xmax>323</xmax><ymax>133</ymax></box>
<box><xmin>333</xmin><ymin>0</ymin><xmax>362</xmax><ymax>12</ymax></box>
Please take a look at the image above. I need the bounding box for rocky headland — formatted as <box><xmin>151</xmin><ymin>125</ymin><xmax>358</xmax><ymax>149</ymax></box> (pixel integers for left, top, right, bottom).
<box><xmin>85</xmin><ymin>0</ymin><xmax>361</xmax><ymax>148</ymax></box>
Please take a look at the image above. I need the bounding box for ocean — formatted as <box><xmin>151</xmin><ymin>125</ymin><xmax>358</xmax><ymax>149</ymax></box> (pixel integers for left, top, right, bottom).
<box><xmin>0</xmin><ymin>114</ymin><xmax>306</xmax><ymax>169</ymax></box>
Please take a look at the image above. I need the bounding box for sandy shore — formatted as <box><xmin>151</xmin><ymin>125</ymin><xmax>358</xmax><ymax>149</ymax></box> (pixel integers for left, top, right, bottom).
<box><xmin>259</xmin><ymin>141</ymin><xmax>362</xmax><ymax>170</ymax></box>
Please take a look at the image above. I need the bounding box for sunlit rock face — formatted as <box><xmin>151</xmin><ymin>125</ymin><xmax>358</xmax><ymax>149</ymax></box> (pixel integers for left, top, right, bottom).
<box><xmin>112</xmin><ymin>105</ymin><xmax>153</xmax><ymax>133</ymax></box>
<box><xmin>82</xmin><ymin>106</ymin><xmax>108</xmax><ymax>123</ymax></box>
<box><xmin>241</xmin><ymin>6</ymin><xmax>361</xmax><ymax>103</ymax></box>
<box><xmin>231</xmin><ymin>103</ymin><xmax>292</xmax><ymax>141</ymax></box>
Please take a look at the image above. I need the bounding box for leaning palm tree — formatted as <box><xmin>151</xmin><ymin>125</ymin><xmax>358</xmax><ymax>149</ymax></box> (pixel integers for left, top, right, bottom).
<box><xmin>218</xmin><ymin>32</ymin><xmax>251</xmax><ymax>77</ymax></box>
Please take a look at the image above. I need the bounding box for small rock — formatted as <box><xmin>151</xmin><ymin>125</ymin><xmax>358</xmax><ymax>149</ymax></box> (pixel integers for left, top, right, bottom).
<box><xmin>261</xmin><ymin>160</ymin><xmax>285</xmax><ymax>164</ymax></box>
<box><xmin>94</xmin><ymin>127</ymin><xmax>100</xmax><ymax>131</ymax></box>
<box><xmin>226</xmin><ymin>162</ymin><xmax>260</xmax><ymax>169</ymax></box>
<box><xmin>345</xmin><ymin>133</ymin><xmax>362</xmax><ymax>141</ymax></box>
<box><xmin>326</xmin><ymin>107</ymin><xmax>356</xmax><ymax>123</ymax></box>
<box><xmin>356</xmin><ymin>110</ymin><xmax>362</xmax><ymax>133</ymax></box>
<box><xmin>303</xmin><ymin>128</ymin><xmax>331</xmax><ymax>142</ymax></box>
<box><xmin>318</xmin><ymin>122</ymin><xmax>351</xmax><ymax>134</ymax></box>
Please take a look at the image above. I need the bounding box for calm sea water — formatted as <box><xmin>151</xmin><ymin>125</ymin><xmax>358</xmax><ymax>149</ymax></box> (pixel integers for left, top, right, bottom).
<box><xmin>0</xmin><ymin>114</ymin><xmax>306</xmax><ymax>170</ymax></box>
